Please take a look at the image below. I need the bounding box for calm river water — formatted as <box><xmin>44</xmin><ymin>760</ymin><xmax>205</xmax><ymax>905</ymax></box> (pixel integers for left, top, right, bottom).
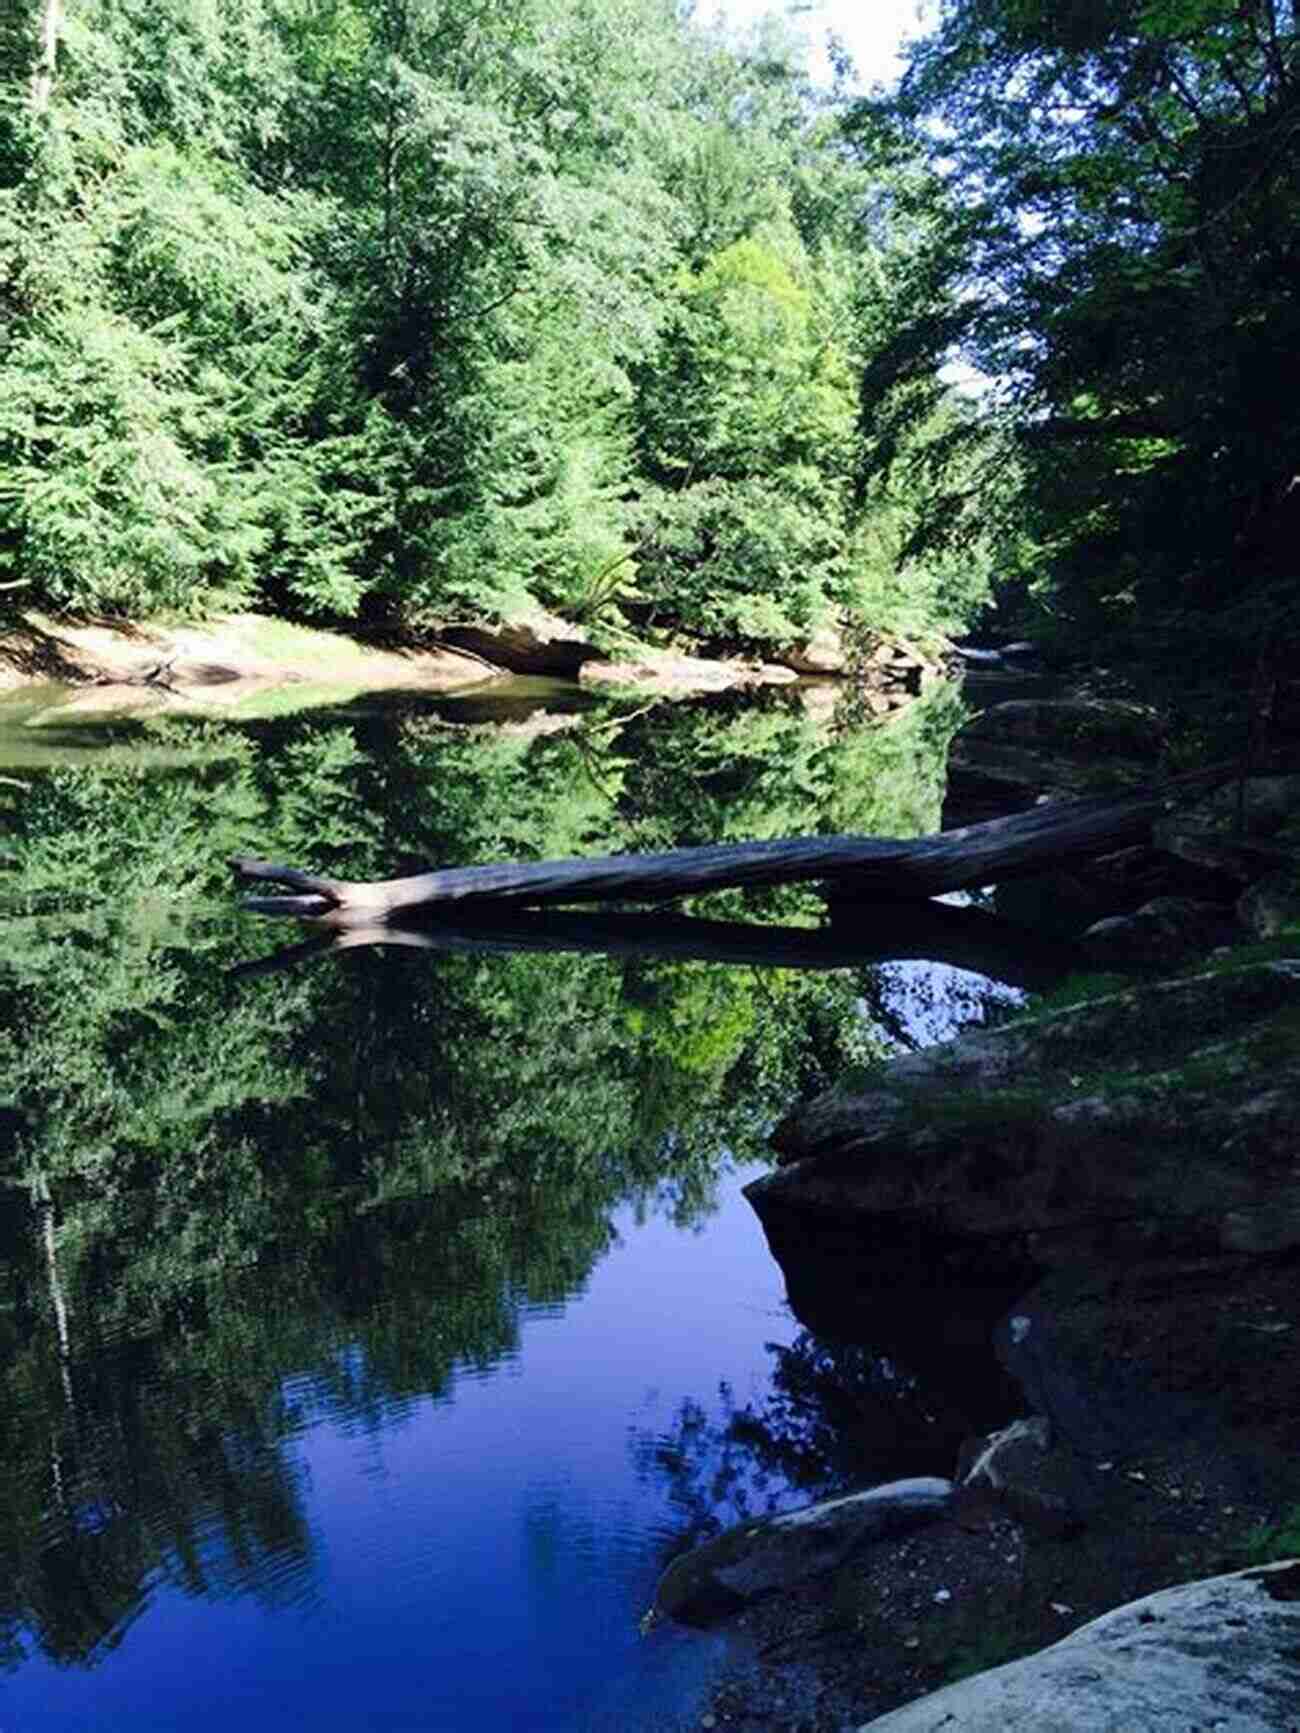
<box><xmin>0</xmin><ymin>676</ymin><xmax>1021</xmax><ymax>1730</ymax></box>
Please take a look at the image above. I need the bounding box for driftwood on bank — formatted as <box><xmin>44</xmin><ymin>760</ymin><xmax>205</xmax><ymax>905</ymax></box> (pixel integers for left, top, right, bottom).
<box><xmin>232</xmin><ymin>900</ymin><xmax>1086</xmax><ymax>993</ymax></box>
<box><xmin>231</xmin><ymin>765</ymin><xmax>1235</xmax><ymax>924</ymax></box>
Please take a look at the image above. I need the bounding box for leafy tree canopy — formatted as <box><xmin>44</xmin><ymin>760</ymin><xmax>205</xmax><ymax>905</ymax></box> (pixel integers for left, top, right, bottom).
<box><xmin>852</xmin><ymin>0</ymin><xmax>1300</xmax><ymax>687</ymax></box>
<box><xmin>0</xmin><ymin>0</ymin><xmax>990</xmax><ymax>647</ymax></box>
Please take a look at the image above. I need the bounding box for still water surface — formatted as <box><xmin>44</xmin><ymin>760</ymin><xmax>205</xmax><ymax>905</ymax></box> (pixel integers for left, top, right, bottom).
<box><xmin>0</xmin><ymin>678</ymin><xmax>1014</xmax><ymax>1729</ymax></box>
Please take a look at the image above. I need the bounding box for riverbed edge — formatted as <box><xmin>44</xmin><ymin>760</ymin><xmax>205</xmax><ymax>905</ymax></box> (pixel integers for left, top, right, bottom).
<box><xmin>0</xmin><ymin>607</ymin><xmax>952</xmax><ymax>711</ymax></box>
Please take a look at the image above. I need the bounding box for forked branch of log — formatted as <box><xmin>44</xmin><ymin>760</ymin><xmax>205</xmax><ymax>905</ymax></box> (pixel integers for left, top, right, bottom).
<box><xmin>231</xmin><ymin>764</ymin><xmax>1236</xmax><ymax>924</ymax></box>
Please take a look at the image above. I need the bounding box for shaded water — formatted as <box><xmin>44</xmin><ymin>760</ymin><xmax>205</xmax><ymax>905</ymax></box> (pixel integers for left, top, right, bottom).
<box><xmin>0</xmin><ymin>678</ymin><xmax>1021</xmax><ymax>1729</ymax></box>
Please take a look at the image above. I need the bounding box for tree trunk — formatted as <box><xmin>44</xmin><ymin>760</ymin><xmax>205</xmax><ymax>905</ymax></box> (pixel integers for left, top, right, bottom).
<box><xmin>231</xmin><ymin>765</ymin><xmax>1235</xmax><ymax>923</ymax></box>
<box><xmin>31</xmin><ymin>0</ymin><xmax>63</xmax><ymax>113</ymax></box>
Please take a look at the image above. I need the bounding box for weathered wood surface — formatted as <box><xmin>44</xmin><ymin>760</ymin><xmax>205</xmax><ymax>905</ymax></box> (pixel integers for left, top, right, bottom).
<box><xmin>233</xmin><ymin>900</ymin><xmax>1086</xmax><ymax>991</ymax></box>
<box><xmin>231</xmin><ymin>765</ymin><xmax>1234</xmax><ymax>922</ymax></box>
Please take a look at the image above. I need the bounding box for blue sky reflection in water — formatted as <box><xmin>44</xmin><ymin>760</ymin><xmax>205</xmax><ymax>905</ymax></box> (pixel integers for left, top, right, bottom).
<box><xmin>4</xmin><ymin>1168</ymin><xmax>793</xmax><ymax>1731</ymax></box>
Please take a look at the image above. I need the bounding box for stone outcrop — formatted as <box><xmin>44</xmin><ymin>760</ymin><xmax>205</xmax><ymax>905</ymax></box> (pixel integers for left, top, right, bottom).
<box><xmin>654</xmin><ymin>1479</ymin><xmax>954</xmax><ymax>1627</ymax></box>
<box><xmin>946</xmin><ymin>697</ymin><xmax>1174</xmax><ymax>821</ymax></box>
<box><xmin>1081</xmin><ymin>894</ymin><xmax>1235</xmax><ymax>967</ymax></box>
<box><xmin>974</xmin><ymin>773</ymin><xmax>1300</xmax><ymax>942</ymax></box>
<box><xmin>1239</xmin><ymin>868</ymin><xmax>1300</xmax><ymax>938</ymax></box>
<box><xmin>754</xmin><ymin>962</ymin><xmax>1300</xmax><ymax>1262</ymax></box>
<box><xmin>437</xmin><ymin>608</ymin><xmax>603</xmax><ymax>677</ymax></box>
<box><xmin>706</xmin><ymin>761</ymin><xmax>1300</xmax><ymax>1731</ymax></box>
<box><xmin>577</xmin><ymin>650</ymin><xmax>798</xmax><ymax>695</ymax></box>
<box><xmin>1195</xmin><ymin>774</ymin><xmax>1300</xmax><ymax>837</ymax></box>
<box><xmin>856</xmin><ymin>1562</ymin><xmax>1300</xmax><ymax>1730</ymax></box>
<box><xmin>1151</xmin><ymin>776</ymin><xmax>1300</xmax><ymax>919</ymax></box>
<box><xmin>774</xmin><ymin>622</ymin><xmax>848</xmax><ymax>675</ymax></box>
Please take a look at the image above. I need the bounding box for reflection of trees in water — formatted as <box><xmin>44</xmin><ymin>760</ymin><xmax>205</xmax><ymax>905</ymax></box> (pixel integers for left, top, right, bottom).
<box><xmin>0</xmin><ymin>1210</ymin><xmax>315</xmax><ymax>1669</ymax></box>
<box><xmin>634</xmin><ymin>1329</ymin><xmax>968</xmax><ymax>1551</ymax></box>
<box><xmin>0</xmin><ymin>687</ymin><xmax>960</xmax><ymax>1669</ymax></box>
<box><xmin>0</xmin><ymin>1174</ymin><xmax>624</xmax><ymax>1670</ymax></box>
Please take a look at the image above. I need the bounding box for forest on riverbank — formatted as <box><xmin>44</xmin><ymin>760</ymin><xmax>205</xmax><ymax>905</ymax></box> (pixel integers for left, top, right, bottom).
<box><xmin>2</xmin><ymin>0</ymin><xmax>1297</xmax><ymax>747</ymax></box>
<box><xmin>0</xmin><ymin>0</ymin><xmax>996</xmax><ymax>654</ymax></box>
<box><xmin>6</xmin><ymin>0</ymin><xmax>1294</xmax><ymax>694</ymax></box>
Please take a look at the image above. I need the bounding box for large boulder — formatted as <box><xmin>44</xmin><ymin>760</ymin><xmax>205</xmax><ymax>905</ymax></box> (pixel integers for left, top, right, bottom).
<box><xmin>1193</xmin><ymin>774</ymin><xmax>1300</xmax><ymax>838</ymax></box>
<box><xmin>654</xmin><ymin>1479</ymin><xmax>954</xmax><ymax>1627</ymax></box>
<box><xmin>1238</xmin><ymin>868</ymin><xmax>1300</xmax><ymax>938</ymax></box>
<box><xmin>774</xmin><ymin>621</ymin><xmax>849</xmax><ymax>675</ymax></box>
<box><xmin>857</xmin><ymin>1562</ymin><xmax>1300</xmax><ymax>1730</ymax></box>
<box><xmin>989</xmin><ymin>848</ymin><xmax>1240</xmax><ymax>939</ymax></box>
<box><xmin>438</xmin><ymin>608</ymin><xmax>601</xmax><ymax>676</ymax></box>
<box><xmin>755</xmin><ymin>962</ymin><xmax>1300</xmax><ymax>1262</ymax></box>
<box><xmin>1080</xmin><ymin>895</ymin><xmax>1234</xmax><ymax>967</ymax></box>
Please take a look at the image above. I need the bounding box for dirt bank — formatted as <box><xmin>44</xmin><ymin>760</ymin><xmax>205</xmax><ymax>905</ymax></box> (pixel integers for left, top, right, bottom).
<box><xmin>0</xmin><ymin>612</ymin><xmax>498</xmax><ymax>712</ymax></box>
<box><xmin>0</xmin><ymin>608</ymin><xmax>951</xmax><ymax>715</ymax></box>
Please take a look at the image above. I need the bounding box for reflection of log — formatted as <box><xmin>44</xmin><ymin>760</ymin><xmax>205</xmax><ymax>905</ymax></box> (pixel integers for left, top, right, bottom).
<box><xmin>232</xmin><ymin>766</ymin><xmax>1234</xmax><ymax>922</ymax></box>
<box><xmin>233</xmin><ymin>902</ymin><xmax>1088</xmax><ymax>992</ymax></box>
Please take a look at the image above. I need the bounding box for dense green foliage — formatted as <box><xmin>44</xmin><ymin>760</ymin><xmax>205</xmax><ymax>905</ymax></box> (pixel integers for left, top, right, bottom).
<box><xmin>0</xmin><ymin>0</ymin><xmax>989</xmax><ymax>646</ymax></box>
<box><xmin>857</xmin><ymin>0</ymin><xmax>1300</xmax><ymax>696</ymax></box>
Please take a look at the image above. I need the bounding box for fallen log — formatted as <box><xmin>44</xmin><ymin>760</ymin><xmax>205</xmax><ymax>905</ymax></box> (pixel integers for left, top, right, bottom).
<box><xmin>231</xmin><ymin>765</ymin><xmax>1235</xmax><ymax>923</ymax></box>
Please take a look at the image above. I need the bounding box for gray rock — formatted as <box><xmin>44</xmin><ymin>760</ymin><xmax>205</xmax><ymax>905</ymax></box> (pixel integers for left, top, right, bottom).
<box><xmin>1155</xmin><ymin>820</ymin><xmax>1297</xmax><ymax>884</ymax></box>
<box><xmin>857</xmin><ymin>1562</ymin><xmax>1300</xmax><ymax>1730</ymax></box>
<box><xmin>798</xmin><ymin>681</ymin><xmax>841</xmax><ymax>725</ymax></box>
<box><xmin>770</xmin><ymin>960</ymin><xmax>1300</xmax><ymax>1164</ymax></box>
<box><xmin>775</xmin><ymin>622</ymin><xmax>848</xmax><ymax>675</ymax></box>
<box><xmin>1220</xmin><ymin>1188</ymin><xmax>1300</xmax><ymax>1254</ymax></box>
<box><xmin>654</xmin><ymin>1478</ymin><xmax>954</xmax><ymax>1627</ymax></box>
<box><xmin>438</xmin><ymin>608</ymin><xmax>600</xmax><ymax>676</ymax></box>
<box><xmin>1238</xmin><ymin>868</ymin><xmax>1300</xmax><ymax>938</ymax></box>
<box><xmin>1081</xmin><ymin>896</ymin><xmax>1231</xmax><ymax>967</ymax></box>
<box><xmin>1195</xmin><ymin>774</ymin><xmax>1300</xmax><ymax>838</ymax></box>
<box><xmin>756</xmin><ymin>963</ymin><xmax>1300</xmax><ymax>1262</ymax></box>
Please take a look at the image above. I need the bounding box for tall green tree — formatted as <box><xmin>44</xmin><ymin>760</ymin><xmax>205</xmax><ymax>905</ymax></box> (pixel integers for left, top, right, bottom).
<box><xmin>859</xmin><ymin>0</ymin><xmax>1300</xmax><ymax>673</ymax></box>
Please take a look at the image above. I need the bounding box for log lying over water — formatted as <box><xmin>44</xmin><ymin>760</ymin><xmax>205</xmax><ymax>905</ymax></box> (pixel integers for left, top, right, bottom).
<box><xmin>231</xmin><ymin>765</ymin><xmax>1234</xmax><ymax>922</ymax></box>
<box><xmin>233</xmin><ymin>900</ymin><xmax>1086</xmax><ymax>992</ymax></box>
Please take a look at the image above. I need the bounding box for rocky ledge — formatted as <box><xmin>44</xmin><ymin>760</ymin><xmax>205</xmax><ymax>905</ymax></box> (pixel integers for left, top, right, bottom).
<box><xmin>860</xmin><ymin>1561</ymin><xmax>1300</xmax><ymax>1731</ymax></box>
<box><xmin>754</xmin><ymin>959</ymin><xmax>1300</xmax><ymax>1263</ymax></box>
<box><xmin>667</xmin><ymin>826</ymin><xmax>1300</xmax><ymax>1728</ymax></box>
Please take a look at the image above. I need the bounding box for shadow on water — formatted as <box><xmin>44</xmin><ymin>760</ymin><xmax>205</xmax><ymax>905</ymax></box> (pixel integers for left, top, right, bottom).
<box><xmin>232</xmin><ymin>900</ymin><xmax>1086</xmax><ymax>995</ymax></box>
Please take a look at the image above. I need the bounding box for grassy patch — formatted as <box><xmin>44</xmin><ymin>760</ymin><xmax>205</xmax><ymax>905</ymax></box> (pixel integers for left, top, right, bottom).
<box><xmin>1187</xmin><ymin>929</ymin><xmax>1300</xmax><ymax>974</ymax></box>
<box><xmin>997</xmin><ymin>972</ymin><xmax>1132</xmax><ymax>1025</ymax></box>
<box><xmin>895</xmin><ymin>1083</ymin><xmax>1050</xmax><ymax>1136</ymax></box>
<box><xmin>1005</xmin><ymin>935</ymin><xmax>1299</xmax><ymax>1032</ymax></box>
<box><xmin>941</xmin><ymin>1621</ymin><xmax>1038</xmax><ymax>1684</ymax></box>
<box><xmin>219</xmin><ymin>614</ymin><xmax>402</xmax><ymax>675</ymax></box>
<box><xmin>1241</xmin><ymin>1504</ymin><xmax>1300</xmax><ymax>1566</ymax></box>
